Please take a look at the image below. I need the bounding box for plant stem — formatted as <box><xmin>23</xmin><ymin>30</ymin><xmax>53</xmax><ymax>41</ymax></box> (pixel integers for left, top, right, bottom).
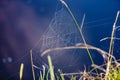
<box><xmin>30</xmin><ymin>50</ymin><xmax>36</xmax><ymax>80</ymax></box>
<box><xmin>60</xmin><ymin>0</ymin><xmax>98</xmax><ymax>74</ymax></box>
<box><xmin>48</xmin><ymin>55</ymin><xmax>55</xmax><ymax>80</ymax></box>
<box><xmin>105</xmin><ymin>11</ymin><xmax>120</xmax><ymax>80</ymax></box>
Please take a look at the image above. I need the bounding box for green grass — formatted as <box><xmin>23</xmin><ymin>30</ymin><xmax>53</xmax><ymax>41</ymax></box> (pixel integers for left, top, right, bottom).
<box><xmin>47</xmin><ymin>55</ymin><xmax>55</xmax><ymax>80</ymax></box>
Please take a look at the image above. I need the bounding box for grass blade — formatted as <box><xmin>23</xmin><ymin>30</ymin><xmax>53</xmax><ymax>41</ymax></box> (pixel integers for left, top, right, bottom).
<box><xmin>19</xmin><ymin>63</ymin><xmax>24</xmax><ymax>80</ymax></box>
<box><xmin>48</xmin><ymin>55</ymin><xmax>55</xmax><ymax>80</ymax></box>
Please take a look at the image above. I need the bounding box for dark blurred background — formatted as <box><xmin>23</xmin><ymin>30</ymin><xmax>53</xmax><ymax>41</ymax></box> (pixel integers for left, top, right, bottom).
<box><xmin>0</xmin><ymin>0</ymin><xmax>120</xmax><ymax>80</ymax></box>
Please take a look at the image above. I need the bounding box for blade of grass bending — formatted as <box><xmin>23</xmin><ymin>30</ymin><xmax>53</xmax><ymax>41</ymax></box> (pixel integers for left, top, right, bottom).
<box><xmin>48</xmin><ymin>55</ymin><xmax>55</xmax><ymax>80</ymax></box>
<box><xmin>100</xmin><ymin>37</ymin><xmax>120</xmax><ymax>42</ymax></box>
<box><xmin>41</xmin><ymin>43</ymin><xmax>108</xmax><ymax>60</ymax></box>
<box><xmin>19</xmin><ymin>63</ymin><xmax>24</xmax><ymax>80</ymax></box>
<box><xmin>30</xmin><ymin>50</ymin><xmax>36</xmax><ymax>80</ymax></box>
<box><xmin>60</xmin><ymin>0</ymin><xmax>98</xmax><ymax>74</ymax></box>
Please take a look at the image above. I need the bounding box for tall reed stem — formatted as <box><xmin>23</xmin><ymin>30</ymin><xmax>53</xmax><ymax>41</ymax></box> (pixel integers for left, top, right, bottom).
<box><xmin>60</xmin><ymin>0</ymin><xmax>98</xmax><ymax>74</ymax></box>
<box><xmin>105</xmin><ymin>11</ymin><xmax>120</xmax><ymax>80</ymax></box>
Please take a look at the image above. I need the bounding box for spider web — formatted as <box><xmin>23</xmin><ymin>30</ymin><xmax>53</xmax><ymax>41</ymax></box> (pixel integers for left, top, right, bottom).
<box><xmin>32</xmin><ymin>8</ymin><xmax>104</xmax><ymax>73</ymax></box>
<box><xmin>40</xmin><ymin>8</ymin><xmax>82</xmax><ymax>55</ymax></box>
